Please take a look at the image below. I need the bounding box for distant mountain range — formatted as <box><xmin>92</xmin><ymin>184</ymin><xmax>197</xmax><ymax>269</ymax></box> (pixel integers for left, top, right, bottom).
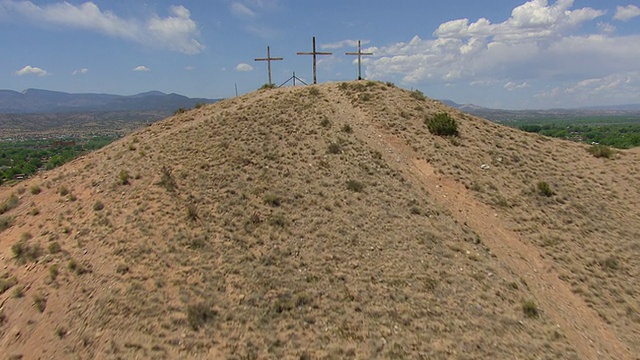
<box><xmin>439</xmin><ymin>99</ymin><xmax>640</xmax><ymax>122</ymax></box>
<box><xmin>0</xmin><ymin>89</ymin><xmax>221</xmax><ymax>114</ymax></box>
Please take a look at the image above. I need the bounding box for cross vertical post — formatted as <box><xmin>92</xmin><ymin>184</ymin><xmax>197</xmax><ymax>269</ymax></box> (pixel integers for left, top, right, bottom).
<box><xmin>255</xmin><ymin>46</ymin><xmax>283</xmax><ymax>85</ymax></box>
<box><xmin>297</xmin><ymin>36</ymin><xmax>333</xmax><ymax>84</ymax></box>
<box><xmin>345</xmin><ymin>40</ymin><xmax>373</xmax><ymax>80</ymax></box>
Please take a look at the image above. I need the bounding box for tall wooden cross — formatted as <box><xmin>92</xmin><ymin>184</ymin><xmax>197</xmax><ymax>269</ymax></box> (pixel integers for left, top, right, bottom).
<box><xmin>345</xmin><ymin>40</ymin><xmax>373</xmax><ymax>80</ymax></box>
<box><xmin>297</xmin><ymin>36</ymin><xmax>333</xmax><ymax>84</ymax></box>
<box><xmin>255</xmin><ymin>46</ymin><xmax>283</xmax><ymax>86</ymax></box>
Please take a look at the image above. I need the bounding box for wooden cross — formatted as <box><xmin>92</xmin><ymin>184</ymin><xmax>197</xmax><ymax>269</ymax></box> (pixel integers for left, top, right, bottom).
<box><xmin>345</xmin><ymin>40</ymin><xmax>373</xmax><ymax>80</ymax></box>
<box><xmin>297</xmin><ymin>36</ymin><xmax>333</xmax><ymax>84</ymax></box>
<box><xmin>255</xmin><ymin>46</ymin><xmax>283</xmax><ymax>86</ymax></box>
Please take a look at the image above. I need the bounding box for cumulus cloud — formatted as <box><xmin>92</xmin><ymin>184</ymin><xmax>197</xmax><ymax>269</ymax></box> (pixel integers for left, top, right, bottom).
<box><xmin>15</xmin><ymin>65</ymin><xmax>48</xmax><ymax>76</ymax></box>
<box><xmin>133</xmin><ymin>65</ymin><xmax>150</xmax><ymax>72</ymax></box>
<box><xmin>366</xmin><ymin>0</ymin><xmax>640</xmax><ymax>107</ymax></box>
<box><xmin>321</xmin><ymin>39</ymin><xmax>370</xmax><ymax>50</ymax></box>
<box><xmin>0</xmin><ymin>1</ymin><xmax>203</xmax><ymax>54</ymax></box>
<box><xmin>235</xmin><ymin>63</ymin><xmax>254</xmax><ymax>72</ymax></box>
<box><xmin>614</xmin><ymin>5</ymin><xmax>640</xmax><ymax>21</ymax></box>
<box><xmin>72</xmin><ymin>68</ymin><xmax>89</xmax><ymax>75</ymax></box>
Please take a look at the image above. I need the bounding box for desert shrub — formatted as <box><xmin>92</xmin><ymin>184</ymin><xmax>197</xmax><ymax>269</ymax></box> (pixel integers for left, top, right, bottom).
<box><xmin>320</xmin><ymin>117</ymin><xmax>331</xmax><ymax>128</ymax></box>
<box><xmin>522</xmin><ymin>299</ymin><xmax>539</xmax><ymax>318</ymax></box>
<box><xmin>537</xmin><ymin>181</ymin><xmax>554</xmax><ymax>197</ymax></box>
<box><xmin>341</xmin><ymin>124</ymin><xmax>353</xmax><ymax>133</ymax></box>
<box><xmin>587</xmin><ymin>144</ymin><xmax>615</xmax><ymax>158</ymax></box>
<box><xmin>0</xmin><ymin>275</ymin><xmax>18</xmax><ymax>295</ymax></box>
<box><xmin>187</xmin><ymin>302</ymin><xmax>217</xmax><ymax>330</ymax></box>
<box><xmin>346</xmin><ymin>180</ymin><xmax>364</xmax><ymax>192</ymax></box>
<box><xmin>118</xmin><ymin>170</ymin><xmax>130</xmax><ymax>185</ymax></box>
<box><xmin>11</xmin><ymin>239</ymin><xmax>41</xmax><ymax>264</ymax></box>
<box><xmin>33</xmin><ymin>292</ymin><xmax>47</xmax><ymax>312</ymax></box>
<box><xmin>602</xmin><ymin>256</ymin><xmax>619</xmax><ymax>270</ymax></box>
<box><xmin>93</xmin><ymin>200</ymin><xmax>104</xmax><ymax>211</ymax></box>
<box><xmin>263</xmin><ymin>194</ymin><xmax>281</xmax><ymax>207</ymax></box>
<box><xmin>269</xmin><ymin>214</ymin><xmax>287</xmax><ymax>228</ymax></box>
<box><xmin>158</xmin><ymin>166</ymin><xmax>177</xmax><ymax>192</ymax></box>
<box><xmin>48</xmin><ymin>242</ymin><xmax>62</xmax><ymax>254</ymax></box>
<box><xmin>327</xmin><ymin>142</ymin><xmax>342</xmax><ymax>154</ymax></box>
<box><xmin>410</xmin><ymin>89</ymin><xmax>426</xmax><ymax>101</ymax></box>
<box><xmin>195</xmin><ymin>102</ymin><xmax>206</xmax><ymax>109</ymax></box>
<box><xmin>0</xmin><ymin>216</ymin><xmax>13</xmax><ymax>232</ymax></box>
<box><xmin>308</xmin><ymin>87</ymin><xmax>320</xmax><ymax>96</ymax></box>
<box><xmin>0</xmin><ymin>194</ymin><xmax>19</xmax><ymax>214</ymax></box>
<box><xmin>259</xmin><ymin>83</ymin><xmax>276</xmax><ymax>90</ymax></box>
<box><xmin>426</xmin><ymin>112</ymin><xmax>459</xmax><ymax>136</ymax></box>
<box><xmin>30</xmin><ymin>185</ymin><xmax>41</xmax><ymax>195</ymax></box>
<box><xmin>48</xmin><ymin>264</ymin><xmax>59</xmax><ymax>281</ymax></box>
<box><xmin>386</xmin><ymin>81</ymin><xmax>395</xmax><ymax>87</ymax></box>
<box><xmin>186</xmin><ymin>203</ymin><xmax>199</xmax><ymax>221</ymax></box>
<box><xmin>59</xmin><ymin>185</ymin><xmax>69</xmax><ymax>196</ymax></box>
<box><xmin>359</xmin><ymin>93</ymin><xmax>371</xmax><ymax>102</ymax></box>
<box><xmin>174</xmin><ymin>107</ymin><xmax>187</xmax><ymax>115</ymax></box>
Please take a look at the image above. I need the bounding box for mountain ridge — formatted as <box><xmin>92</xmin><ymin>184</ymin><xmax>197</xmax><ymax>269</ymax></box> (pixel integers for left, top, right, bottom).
<box><xmin>0</xmin><ymin>88</ymin><xmax>220</xmax><ymax>114</ymax></box>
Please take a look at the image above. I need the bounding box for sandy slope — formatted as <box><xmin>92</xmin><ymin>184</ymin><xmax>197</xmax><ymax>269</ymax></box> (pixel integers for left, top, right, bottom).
<box><xmin>0</xmin><ymin>81</ymin><xmax>638</xmax><ymax>359</ymax></box>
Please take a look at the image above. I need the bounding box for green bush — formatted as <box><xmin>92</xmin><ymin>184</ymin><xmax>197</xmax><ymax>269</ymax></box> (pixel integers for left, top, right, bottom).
<box><xmin>537</xmin><ymin>181</ymin><xmax>554</xmax><ymax>197</ymax></box>
<box><xmin>522</xmin><ymin>299</ymin><xmax>539</xmax><ymax>318</ymax></box>
<box><xmin>426</xmin><ymin>112</ymin><xmax>459</xmax><ymax>136</ymax></box>
<box><xmin>259</xmin><ymin>83</ymin><xmax>276</xmax><ymax>90</ymax></box>
<box><xmin>11</xmin><ymin>239</ymin><xmax>41</xmax><ymax>264</ymax></box>
<box><xmin>410</xmin><ymin>89</ymin><xmax>426</xmax><ymax>101</ymax></box>
<box><xmin>0</xmin><ymin>216</ymin><xmax>13</xmax><ymax>232</ymax></box>
<box><xmin>587</xmin><ymin>144</ymin><xmax>615</xmax><ymax>158</ymax></box>
<box><xmin>119</xmin><ymin>170</ymin><xmax>130</xmax><ymax>185</ymax></box>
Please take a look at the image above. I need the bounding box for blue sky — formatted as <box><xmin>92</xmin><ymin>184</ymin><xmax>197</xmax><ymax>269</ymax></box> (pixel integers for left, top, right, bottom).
<box><xmin>1</xmin><ymin>0</ymin><xmax>639</xmax><ymax>109</ymax></box>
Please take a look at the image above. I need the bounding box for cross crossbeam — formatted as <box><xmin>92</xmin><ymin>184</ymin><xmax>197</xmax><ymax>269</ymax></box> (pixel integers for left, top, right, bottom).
<box><xmin>345</xmin><ymin>40</ymin><xmax>373</xmax><ymax>80</ymax></box>
<box><xmin>296</xmin><ymin>36</ymin><xmax>333</xmax><ymax>84</ymax></box>
<box><xmin>255</xmin><ymin>46</ymin><xmax>283</xmax><ymax>85</ymax></box>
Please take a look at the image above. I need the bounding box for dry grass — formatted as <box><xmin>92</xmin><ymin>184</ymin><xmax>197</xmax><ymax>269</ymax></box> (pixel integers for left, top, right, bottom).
<box><xmin>0</xmin><ymin>81</ymin><xmax>637</xmax><ymax>359</ymax></box>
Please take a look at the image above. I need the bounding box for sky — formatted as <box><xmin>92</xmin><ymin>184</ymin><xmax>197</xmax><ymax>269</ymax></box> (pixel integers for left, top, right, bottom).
<box><xmin>1</xmin><ymin>0</ymin><xmax>639</xmax><ymax>109</ymax></box>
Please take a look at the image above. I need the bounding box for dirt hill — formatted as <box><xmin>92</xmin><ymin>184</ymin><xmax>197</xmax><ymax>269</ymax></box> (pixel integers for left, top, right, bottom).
<box><xmin>0</xmin><ymin>81</ymin><xmax>638</xmax><ymax>359</ymax></box>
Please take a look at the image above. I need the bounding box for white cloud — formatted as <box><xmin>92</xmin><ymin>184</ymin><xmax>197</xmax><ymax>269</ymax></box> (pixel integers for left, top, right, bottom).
<box><xmin>185</xmin><ymin>66</ymin><xmax>195</xmax><ymax>71</ymax></box>
<box><xmin>597</xmin><ymin>22</ymin><xmax>616</xmax><ymax>34</ymax></box>
<box><xmin>230</xmin><ymin>2</ymin><xmax>256</xmax><ymax>18</ymax></box>
<box><xmin>0</xmin><ymin>1</ymin><xmax>203</xmax><ymax>54</ymax></box>
<box><xmin>235</xmin><ymin>63</ymin><xmax>254</xmax><ymax>72</ymax></box>
<box><xmin>15</xmin><ymin>65</ymin><xmax>48</xmax><ymax>76</ymax></box>
<box><xmin>366</xmin><ymin>0</ymin><xmax>640</xmax><ymax>107</ymax></box>
<box><xmin>72</xmin><ymin>68</ymin><xmax>89</xmax><ymax>75</ymax></box>
<box><xmin>504</xmin><ymin>81</ymin><xmax>530</xmax><ymax>91</ymax></box>
<box><xmin>133</xmin><ymin>65</ymin><xmax>150</xmax><ymax>72</ymax></box>
<box><xmin>614</xmin><ymin>5</ymin><xmax>640</xmax><ymax>21</ymax></box>
<box><xmin>321</xmin><ymin>39</ymin><xmax>370</xmax><ymax>50</ymax></box>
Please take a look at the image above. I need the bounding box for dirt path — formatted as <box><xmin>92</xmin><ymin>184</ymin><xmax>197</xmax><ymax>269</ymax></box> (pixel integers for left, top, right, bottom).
<box><xmin>327</xmin><ymin>88</ymin><xmax>633</xmax><ymax>360</ymax></box>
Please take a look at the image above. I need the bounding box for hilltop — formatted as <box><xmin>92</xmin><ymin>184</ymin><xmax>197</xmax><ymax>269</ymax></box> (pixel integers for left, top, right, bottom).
<box><xmin>0</xmin><ymin>81</ymin><xmax>638</xmax><ymax>359</ymax></box>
